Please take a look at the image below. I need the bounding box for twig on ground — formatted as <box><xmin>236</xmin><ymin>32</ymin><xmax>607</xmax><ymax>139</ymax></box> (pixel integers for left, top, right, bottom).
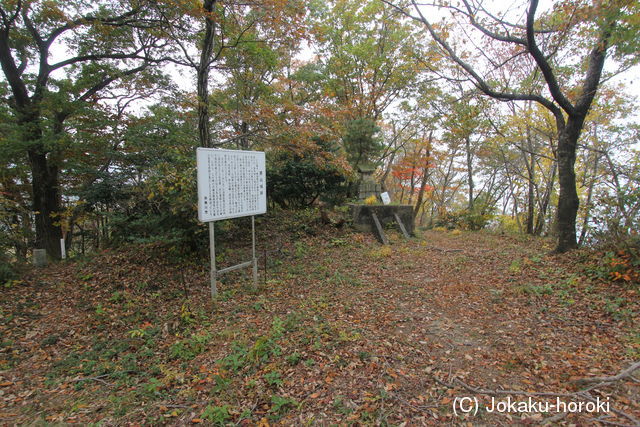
<box><xmin>391</xmin><ymin>393</ymin><xmax>438</xmax><ymax>415</ymax></box>
<box><xmin>542</xmin><ymin>411</ymin><xmax>567</xmax><ymax>425</ymax></box>
<box><xmin>575</xmin><ymin>391</ymin><xmax>639</xmax><ymax>426</ymax></box>
<box><xmin>71</xmin><ymin>374</ymin><xmax>113</xmax><ymax>387</ymax></box>
<box><xmin>572</xmin><ymin>361</ymin><xmax>640</xmax><ymax>386</ymax></box>
<box><xmin>424</xmin><ymin>246</ymin><xmax>463</xmax><ymax>253</ymax></box>
<box><xmin>592</xmin><ymin>414</ymin><xmax>637</xmax><ymax>427</ymax></box>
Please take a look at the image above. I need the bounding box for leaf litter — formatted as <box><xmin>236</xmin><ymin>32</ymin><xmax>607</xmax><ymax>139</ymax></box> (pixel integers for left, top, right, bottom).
<box><xmin>0</xmin><ymin>224</ymin><xmax>638</xmax><ymax>425</ymax></box>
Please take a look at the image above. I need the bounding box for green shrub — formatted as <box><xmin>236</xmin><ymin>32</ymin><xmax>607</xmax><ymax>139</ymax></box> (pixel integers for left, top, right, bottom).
<box><xmin>269</xmin><ymin>395</ymin><xmax>297</xmax><ymax>421</ymax></box>
<box><xmin>0</xmin><ymin>256</ymin><xmax>17</xmax><ymax>284</ymax></box>
<box><xmin>267</xmin><ymin>138</ymin><xmax>352</xmax><ymax>208</ymax></box>
<box><xmin>201</xmin><ymin>404</ymin><xmax>232</xmax><ymax>425</ymax></box>
<box><xmin>106</xmin><ymin>159</ymin><xmax>207</xmax><ymax>254</ymax></box>
<box><xmin>169</xmin><ymin>332</ymin><xmax>212</xmax><ymax>361</ymax></box>
<box><xmin>434</xmin><ymin>209</ymin><xmax>493</xmax><ymax>231</ymax></box>
<box><xmin>585</xmin><ymin>239</ymin><xmax>640</xmax><ymax>287</ymax></box>
<box><xmin>264</xmin><ymin>370</ymin><xmax>283</xmax><ymax>387</ymax></box>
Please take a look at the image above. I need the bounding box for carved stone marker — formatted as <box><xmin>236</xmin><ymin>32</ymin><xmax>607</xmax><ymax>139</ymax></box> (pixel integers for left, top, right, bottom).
<box><xmin>357</xmin><ymin>164</ymin><xmax>382</xmax><ymax>201</ymax></box>
<box><xmin>33</xmin><ymin>249</ymin><xmax>47</xmax><ymax>267</ymax></box>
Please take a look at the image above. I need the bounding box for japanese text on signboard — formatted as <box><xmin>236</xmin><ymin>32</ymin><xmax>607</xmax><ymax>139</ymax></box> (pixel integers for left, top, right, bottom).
<box><xmin>196</xmin><ymin>148</ymin><xmax>266</xmax><ymax>222</ymax></box>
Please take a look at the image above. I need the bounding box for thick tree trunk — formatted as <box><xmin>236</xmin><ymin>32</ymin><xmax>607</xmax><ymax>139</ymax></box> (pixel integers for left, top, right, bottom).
<box><xmin>28</xmin><ymin>149</ymin><xmax>62</xmax><ymax>259</ymax></box>
<box><xmin>18</xmin><ymin>106</ymin><xmax>63</xmax><ymax>260</ymax></box>
<box><xmin>554</xmin><ymin>117</ymin><xmax>583</xmax><ymax>252</ymax></box>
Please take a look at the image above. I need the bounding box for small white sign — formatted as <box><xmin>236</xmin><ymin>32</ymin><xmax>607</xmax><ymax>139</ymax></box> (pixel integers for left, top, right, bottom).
<box><xmin>381</xmin><ymin>192</ymin><xmax>391</xmax><ymax>205</ymax></box>
<box><xmin>196</xmin><ymin>148</ymin><xmax>267</xmax><ymax>222</ymax></box>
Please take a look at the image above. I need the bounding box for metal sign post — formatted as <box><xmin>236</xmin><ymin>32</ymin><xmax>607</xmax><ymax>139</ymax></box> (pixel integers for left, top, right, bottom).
<box><xmin>251</xmin><ymin>215</ymin><xmax>258</xmax><ymax>285</ymax></box>
<box><xmin>197</xmin><ymin>148</ymin><xmax>266</xmax><ymax>299</ymax></box>
<box><xmin>209</xmin><ymin>221</ymin><xmax>217</xmax><ymax>297</ymax></box>
<box><xmin>208</xmin><ymin>217</ymin><xmax>258</xmax><ymax>298</ymax></box>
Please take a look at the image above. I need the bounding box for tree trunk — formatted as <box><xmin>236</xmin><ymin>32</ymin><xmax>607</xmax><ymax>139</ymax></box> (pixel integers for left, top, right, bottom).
<box><xmin>578</xmin><ymin>152</ymin><xmax>600</xmax><ymax>245</ymax></box>
<box><xmin>554</xmin><ymin>117</ymin><xmax>583</xmax><ymax>252</ymax></box>
<box><xmin>534</xmin><ymin>160</ymin><xmax>556</xmax><ymax>236</ymax></box>
<box><xmin>407</xmin><ymin>163</ymin><xmax>416</xmax><ymax>204</ymax></box>
<box><xmin>12</xmin><ymin>215</ymin><xmax>28</xmax><ymax>263</ymax></box>
<box><xmin>28</xmin><ymin>149</ymin><xmax>62</xmax><ymax>259</ymax></box>
<box><xmin>380</xmin><ymin>150</ymin><xmax>397</xmax><ymax>191</ymax></box>
<box><xmin>604</xmin><ymin>151</ymin><xmax>630</xmax><ymax>231</ymax></box>
<box><xmin>465</xmin><ymin>136</ymin><xmax>474</xmax><ymax>211</ymax></box>
<box><xmin>239</xmin><ymin>121</ymin><xmax>249</xmax><ymax>149</ymax></box>
<box><xmin>18</xmin><ymin>105</ymin><xmax>63</xmax><ymax>260</ymax></box>
<box><xmin>512</xmin><ymin>193</ymin><xmax>523</xmax><ymax>233</ymax></box>
<box><xmin>526</xmin><ymin>151</ymin><xmax>535</xmax><ymax>235</ymax></box>
<box><xmin>197</xmin><ymin>0</ymin><xmax>217</xmax><ymax>148</ymax></box>
<box><xmin>413</xmin><ymin>132</ymin><xmax>433</xmax><ymax>218</ymax></box>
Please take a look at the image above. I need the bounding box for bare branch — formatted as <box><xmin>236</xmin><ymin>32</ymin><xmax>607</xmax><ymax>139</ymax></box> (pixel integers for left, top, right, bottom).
<box><xmin>574</xmin><ymin>26</ymin><xmax>611</xmax><ymax>114</ymax></box>
<box><xmin>0</xmin><ymin>1</ymin><xmax>22</xmax><ymax>31</ymax></box>
<box><xmin>157</xmin><ymin>9</ymin><xmax>197</xmax><ymax>69</ymax></box>
<box><xmin>383</xmin><ymin>0</ymin><xmax>563</xmax><ymax>119</ymax></box>
<box><xmin>76</xmin><ymin>63</ymin><xmax>150</xmax><ymax>103</ymax></box>
<box><xmin>460</xmin><ymin>0</ymin><xmax>527</xmax><ymax>45</ymax></box>
<box><xmin>475</xmin><ymin>1</ymin><xmax>554</xmax><ymax>34</ymax></box>
<box><xmin>44</xmin><ymin>7</ymin><xmax>143</xmax><ymax>49</ymax></box>
<box><xmin>525</xmin><ymin>0</ymin><xmax>576</xmax><ymax>115</ymax></box>
<box><xmin>49</xmin><ymin>48</ymin><xmax>148</xmax><ymax>71</ymax></box>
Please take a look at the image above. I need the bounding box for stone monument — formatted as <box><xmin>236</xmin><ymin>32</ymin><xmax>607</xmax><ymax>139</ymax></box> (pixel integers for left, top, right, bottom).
<box><xmin>33</xmin><ymin>249</ymin><xmax>47</xmax><ymax>267</ymax></box>
<box><xmin>357</xmin><ymin>164</ymin><xmax>382</xmax><ymax>201</ymax></box>
<box><xmin>349</xmin><ymin>164</ymin><xmax>414</xmax><ymax>243</ymax></box>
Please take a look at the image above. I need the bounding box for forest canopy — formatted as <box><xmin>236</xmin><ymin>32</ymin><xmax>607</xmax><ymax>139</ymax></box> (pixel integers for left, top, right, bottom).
<box><xmin>0</xmin><ymin>0</ymin><xmax>639</xmax><ymax>268</ymax></box>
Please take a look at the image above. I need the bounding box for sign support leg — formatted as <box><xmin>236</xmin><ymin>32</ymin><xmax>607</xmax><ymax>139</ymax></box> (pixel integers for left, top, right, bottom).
<box><xmin>251</xmin><ymin>215</ymin><xmax>258</xmax><ymax>290</ymax></box>
<box><xmin>209</xmin><ymin>221</ymin><xmax>217</xmax><ymax>297</ymax></box>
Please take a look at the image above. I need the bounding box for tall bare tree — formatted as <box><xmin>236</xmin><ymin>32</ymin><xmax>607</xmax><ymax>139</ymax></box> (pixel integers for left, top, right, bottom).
<box><xmin>384</xmin><ymin>0</ymin><xmax>640</xmax><ymax>252</ymax></box>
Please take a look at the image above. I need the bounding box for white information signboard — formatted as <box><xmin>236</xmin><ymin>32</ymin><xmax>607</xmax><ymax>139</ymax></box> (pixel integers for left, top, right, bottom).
<box><xmin>196</xmin><ymin>148</ymin><xmax>266</xmax><ymax>222</ymax></box>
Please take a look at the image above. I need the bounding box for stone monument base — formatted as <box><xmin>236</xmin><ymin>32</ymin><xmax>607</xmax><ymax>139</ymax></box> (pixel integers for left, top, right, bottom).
<box><xmin>349</xmin><ymin>204</ymin><xmax>415</xmax><ymax>236</ymax></box>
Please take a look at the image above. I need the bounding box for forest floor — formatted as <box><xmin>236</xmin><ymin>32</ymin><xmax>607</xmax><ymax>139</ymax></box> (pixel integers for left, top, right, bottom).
<box><xmin>1</xmin><ymin>214</ymin><xmax>639</xmax><ymax>426</ymax></box>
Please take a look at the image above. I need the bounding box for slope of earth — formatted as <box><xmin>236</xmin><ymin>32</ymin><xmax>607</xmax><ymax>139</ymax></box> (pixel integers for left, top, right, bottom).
<box><xmin>1</xmin><ymin>221</ymin><xmax>638</xmax><ymax>425</ymax></box>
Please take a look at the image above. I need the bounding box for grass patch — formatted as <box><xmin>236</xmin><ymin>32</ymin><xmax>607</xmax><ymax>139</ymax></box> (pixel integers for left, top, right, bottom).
<box><xmin>169</xmin><ymin>331</ymin><xmax>212</xmax><ymax>361</ymax></box>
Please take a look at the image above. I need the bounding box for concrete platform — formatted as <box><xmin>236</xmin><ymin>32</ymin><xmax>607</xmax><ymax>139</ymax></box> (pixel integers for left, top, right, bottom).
<box><xmin>349</xmin><ymin>204</ymin><xmax>415</xmax><ymax>236</ymax></box>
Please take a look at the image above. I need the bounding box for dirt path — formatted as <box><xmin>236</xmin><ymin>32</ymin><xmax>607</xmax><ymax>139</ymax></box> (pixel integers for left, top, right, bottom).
<box><xmin>0</xmin><ymin>228</ymin><xmax>638</xmax><ymax>425</ymax></box>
